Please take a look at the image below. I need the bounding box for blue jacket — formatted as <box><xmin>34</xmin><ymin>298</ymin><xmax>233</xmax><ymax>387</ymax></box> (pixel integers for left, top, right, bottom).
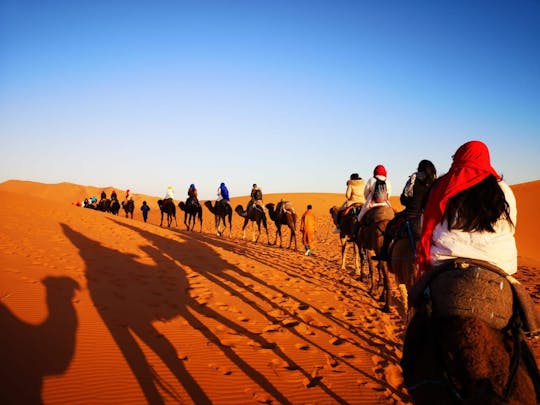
<box><xmin>220</xmin><ymin>184</ymin><xmax>230</xmax><ymax>201</ymax></box>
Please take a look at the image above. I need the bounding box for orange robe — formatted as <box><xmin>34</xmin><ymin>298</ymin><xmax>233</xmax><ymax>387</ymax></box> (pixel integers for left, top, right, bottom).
<box><xmin>300</xmin><ymin>209</ymin><xmax>316</xmax><ymax>247</ymax></box>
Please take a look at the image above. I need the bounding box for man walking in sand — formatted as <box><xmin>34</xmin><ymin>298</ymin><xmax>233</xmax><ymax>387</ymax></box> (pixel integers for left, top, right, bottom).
<box><xmin>300</xmin><ymin>204</ymin><xmax>316</xmax><ymax>256</ymax></box>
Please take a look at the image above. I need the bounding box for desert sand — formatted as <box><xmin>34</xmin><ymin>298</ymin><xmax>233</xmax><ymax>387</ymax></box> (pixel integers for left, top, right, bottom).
<box><xmin>1</xmin><ymin>179</ymin><xmax>539</xmax><ymax>404</ymax></box>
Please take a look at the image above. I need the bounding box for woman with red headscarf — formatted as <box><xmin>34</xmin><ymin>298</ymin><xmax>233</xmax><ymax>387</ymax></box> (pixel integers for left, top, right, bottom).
<box><xmin>417</xmin><ymin>140</ymin><xmax>517</xmax><ymax>275</ymax></box>
<box><xmin>356</xmin><ymin>164</ymin><xmax>392</xmax><ymax>223</ymax></box>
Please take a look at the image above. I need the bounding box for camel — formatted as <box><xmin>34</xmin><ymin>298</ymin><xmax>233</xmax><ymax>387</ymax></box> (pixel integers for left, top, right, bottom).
<box><xmin>235</xmin><ymin>204</ymin><xmax>269</xmax><ymax>244</ymax></box>
<box><xmin>265</xmin><ymin>201</ymin><xmax>297</xmax><ymax>249</ymax></box>
<box><xmin>388</xmin><ymin>228</ymin><xmax>419</xmax><ymax>317</ymax></box>
<box><xmin>357</xmin><ymin>205</ymin><xmax>395</xmax><ymax>312</ymax></box>
<box><xmin>110</xmin><ymin>199</ymin><xmax>121</xmax><ymax>216</ymax></box>
<box><xmin>0</xmin><ymin>276</ymin><xmax>80</xmax><ymax>404</ymax></box>
<box><xmin>121</xmin><ymin>199</ymin><xmax>135</xmax><ymax>219</ymax></box>
<box><xmin>330</xmin><ymin>205</ymin><xmax>363</xmax><ymax>275</ymax></box>
<box><xmin>96</xmin><ymin>198</ymin><xmax>111</xmax><ymax>212</ymax></box>
<box><xmin>157</xmin><ymin>199</ymin><xmax>177</xmax><ymax>228</ymax></box>
<box><xmin>402</xmin><ymin>288</ymin><xmax>540</xmax><ymax>404</ymax></box>
<box><xmin>204</xmin><ymin>200</ymin><xmax>232</xmax><ymax>237</ymax></box>
<box><xmin>178</xmin><ymin>200</ymin><xmax>203</xmax><ymax>232</ymax></box>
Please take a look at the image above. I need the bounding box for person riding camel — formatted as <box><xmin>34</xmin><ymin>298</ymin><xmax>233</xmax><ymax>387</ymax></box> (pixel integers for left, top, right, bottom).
<box><xmin>248</xmin><ymin>184</ymin><xmax>264</xmax><ymax>213</ymax></box>
<box><xmin>125</xmin><ymin>189</ymin><xmax>131</xmax><ymax>203</ymax></box>
<box><xmin>356</xmin><ymin>164</ymin><xmax>392</xmax><ymax>224</ymax></box>
<box><xmin>100</xmin><ymin>190</ymin><xmax>107</xmax><ymax>201</ymax></box>
<box><xmin>417</xmin><ymin>141</ymin><xmax>517</xmax><ymax>276</ymax></box>
<box><xmin>111</xmin><ymin>189</ymin><xmax>117</xmax><ymax>201</ymax></box>
<box><xmin>187</xmin><ymin>184</ymin><xmax>199</xmax><ymax>207</ymax></box>
<box><xmin>333</xmin><ymin>173</ymin><xmax>366</xmax><ymax>233</ymax></box>
<box><xmin>164</xmin><ymin>186</ymin><xmax>174</xmax><ymax>202</ymax></box>
<box><xmin>216</xmin><ymin>182</ymin><xmax>230</xmax><ymax>208</ymax></box>
<box><xmin>373</xmin><ymin>159</ymin><xmax>437</xmax><ymax>261</ymax></box>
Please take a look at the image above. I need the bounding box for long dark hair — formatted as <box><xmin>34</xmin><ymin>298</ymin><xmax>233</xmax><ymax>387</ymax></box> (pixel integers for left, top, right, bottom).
<box><xmin>444</xmin><ymin>175</ymin><xmax>513</xmax><ymax>232</ymax></box>
<box><xmin>417</xmin><ymin>159</ymin><xmax>437</xmax><ymax>187</ymax></box>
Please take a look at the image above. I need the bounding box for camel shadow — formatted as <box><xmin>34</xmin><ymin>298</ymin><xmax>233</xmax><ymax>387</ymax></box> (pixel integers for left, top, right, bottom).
<box><xmin>0</xmin><ymin>276</ymin><xmax>80</xmax><ymax>404</ymax></box>
<box><xmin>112</xmin><ymin>219</ymin><xmax>372</xmax><ymax>403</ymax></box>
<box><xmin>62</xmin><ymin>223</ymin><xmax>213</xmax><ymax>404</ymax></box>
<box><xmin>111</xmin><ymin>220</ymin><xmax>407</xmax><ymax>402</ymax></box>
<box><xmin>64</xmin><ymin>222</ymin><xmax>323</xmax><ymax>404</ymax></box>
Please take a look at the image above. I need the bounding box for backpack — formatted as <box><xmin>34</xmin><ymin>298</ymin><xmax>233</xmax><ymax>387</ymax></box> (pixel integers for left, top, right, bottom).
<box><xmin>372</xmin><ymin>178</ymin><xmax>388</xmax><ymax>203</ymax></box>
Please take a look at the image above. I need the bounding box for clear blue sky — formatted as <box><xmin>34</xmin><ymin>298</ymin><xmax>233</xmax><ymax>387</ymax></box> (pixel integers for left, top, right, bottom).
<box><xmin>1</xmin><ymin>1</ymin><xmax>539</xmax><ymax>201</ymax></box>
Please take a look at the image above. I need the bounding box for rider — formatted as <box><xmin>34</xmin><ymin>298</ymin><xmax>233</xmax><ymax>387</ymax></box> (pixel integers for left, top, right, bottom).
<box><xmin>111</xmin><ymin>189</ymin><xmax>117</xmax><ymax>201</ymax></box>
<box><xmin>164</xmin><ymin>186</ymin><xmax>175</xmax><ymax>202</ymax></box>
<box><xmin>373</xmin><ymin>159</ymin><xmax>437</xmax><ymax>261</ymax></box>
<box><xmin>333</xmin><ymin>173</ymin><xmax>366</xmax><ymax>233</ymax></box>
<box><xmin>125</xmin><ymin>189</ymin><xmax>131</xmax><ymax>203</ymax></box>
<box><xmin>187</xmin><ymin>184</ymin><xmax>199</xmax><ymax>207</ymax></box>
<box><xmin>356</xmin><ymin>164</ymin><xmax>392</xmax><ymax>224</ymax></box>
<box><xmin>248</xmin><ymin>183</ymin><xmax>264</xmax><ymax>212</ymax></box>
<box><xmin>417</xmin><ymin>140</ymin><xmax>517</xmax><ymax>276</ymax></box>
<box><xmin>100</xmin><ymin>190</ymin><xmax>107</xmax><ymax>201</ymax></box>
<box><xmin>216</xmin><ymin>182</ymin><xmax>230</xmax><ymax>207</ymax></box>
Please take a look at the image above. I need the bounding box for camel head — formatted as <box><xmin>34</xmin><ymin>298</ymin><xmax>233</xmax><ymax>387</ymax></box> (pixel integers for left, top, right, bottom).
<box><xmin>265</xmin><ymin>203</ymin><xmax>277</xmax><ymax>221</ymax></box>
<box><xmin>42</xmin><ymin>276</ymin><xmax>80</xmax><ymax>300</ymax></box>
<box><xmin>234</xmin><ymin>205</ymin><xmax>246</xmax><ymax>217</ymax></box>
<box><xmin>204</xmin><ymin>200</ymin><xmax>215</xmax><ymax>213</ymax></box>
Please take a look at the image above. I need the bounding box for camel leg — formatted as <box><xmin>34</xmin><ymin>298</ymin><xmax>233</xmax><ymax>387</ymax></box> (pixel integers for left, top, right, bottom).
<box><xmin>340</xmin><ymin>238</ymin><xmax>347</xmax><ymax>270</ymax></box>
<box><xmin>253</xmin><ymin>224</ymin><xmax>259</xmax><ymax>243</ymax></box>
<box><xmin>354</xmin><ymin>243</ymin><xmax>361</xmax><ymax>276</ymax></box>
<box><xmin>242</xmin><ymin>219</ymin><xmax>248</xmax><ymax>240</ymax></box>
<box><xmin>215</xmin><ymin>217</ymin><xmax>222</xmax><ymax>236</ymax></box>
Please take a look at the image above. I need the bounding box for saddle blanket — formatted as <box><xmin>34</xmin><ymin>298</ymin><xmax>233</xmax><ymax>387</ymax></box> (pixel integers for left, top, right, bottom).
<box><xmin>365</xmin><ymin>205</ymin><xmax>394</xmax><ymax>224</ymax></box>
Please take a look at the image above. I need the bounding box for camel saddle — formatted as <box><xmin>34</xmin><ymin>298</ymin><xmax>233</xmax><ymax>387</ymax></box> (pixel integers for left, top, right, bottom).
<box><xmin>342</xmin><ymin>203</ymin><xmax>363</xmax><ymax>217</ymax></box>
<box><xmin>363</xmin><ymin>205</ymin><xmax>394</xmax><ymax>225</ymax></box>
<box><xmin>410</xmin><ymin>258</ymin><xmax>540</xmax><ymax>333</ymax></box>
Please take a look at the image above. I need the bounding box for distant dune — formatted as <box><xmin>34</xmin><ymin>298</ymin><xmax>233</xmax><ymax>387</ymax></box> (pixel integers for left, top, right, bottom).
<box><xmin>0</xmin><ymin>178</ymin><xmax>538</xmax><ymax>404</ymax></box>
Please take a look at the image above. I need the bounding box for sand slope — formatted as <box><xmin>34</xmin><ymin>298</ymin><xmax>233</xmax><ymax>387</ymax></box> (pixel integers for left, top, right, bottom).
<box><xmin>0</xmin><ymin>179</ymin><xmax>538</xmax><ymax>404</ymax></box>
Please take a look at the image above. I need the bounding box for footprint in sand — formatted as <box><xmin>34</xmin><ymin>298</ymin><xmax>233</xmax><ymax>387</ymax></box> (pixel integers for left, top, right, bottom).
<box><xmin>325</xmin><ymin>354</ymin><xmax>338</xmax><ymax>368</ymax></box>
<box><xmin>208</xmin><ymin>363</ymin><xmax>232</xmax><ymax>375</ymax></box>
<box><xmin>263</xmin><ymin>324</ymin><xmax>281</xmax><ymax>333</ymax></box>
<box><xmin>244</xmin><ymin>389</ymin><xmax>273</xmax><ymax>404</ymax></box>
<box><xmin>329</xmin><ymin>336</ymin><xmax>345</xmax><ymax>345</ymax></box>
<box><xmin>281</xmin><ymin>318</ymin><xmax>299</xmax><ymax>327</ymax></box>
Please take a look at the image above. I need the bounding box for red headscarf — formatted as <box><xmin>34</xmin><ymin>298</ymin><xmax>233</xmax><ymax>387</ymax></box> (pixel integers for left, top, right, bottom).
<box><xmin>417</xmin><ymin>141</ymin><xmax>501</xmax><ymax>274</ymax></box>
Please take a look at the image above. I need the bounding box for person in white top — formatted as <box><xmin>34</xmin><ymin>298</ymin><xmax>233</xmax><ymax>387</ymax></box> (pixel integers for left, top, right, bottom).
<box><xmin>357</xmin><ymin>164</ymin><xmax>392</xmax><ymax>223</ymax></box>
<box><xmin>417</xmin><ymin>140</ymin><xmax>517</xmax><ymax>275</ymax></box>
<box><xmin>164</xmin><ymin>186</ymin><xmax>175</xmax><ymax>200</ymax></box>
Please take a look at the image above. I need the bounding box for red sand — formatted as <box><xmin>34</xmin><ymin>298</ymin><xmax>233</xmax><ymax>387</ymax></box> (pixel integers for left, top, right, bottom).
<box><xmin>1</xmin><ymin>179</ymin><xmax>538</xmax><ymax>404</ymax></box>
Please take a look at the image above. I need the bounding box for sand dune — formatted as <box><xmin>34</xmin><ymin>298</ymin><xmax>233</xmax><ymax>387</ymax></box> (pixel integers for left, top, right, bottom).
<box><xmin>0</xmin><ymin>179</ymin><xmax>538</xmax><ymax>404</ymax></box>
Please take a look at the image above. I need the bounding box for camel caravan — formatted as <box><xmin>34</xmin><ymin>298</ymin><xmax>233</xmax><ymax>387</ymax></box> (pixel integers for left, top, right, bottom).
<box><xmin>77</xmin><ymin>141</ymin><xmax>540</xmax><ymax>404</ymax></box>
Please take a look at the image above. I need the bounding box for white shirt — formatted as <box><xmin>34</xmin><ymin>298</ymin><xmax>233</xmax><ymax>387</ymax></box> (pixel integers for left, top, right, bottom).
<box><xmin>165</xmin><ymin>188</ymin><xmax>174</xmax><ymax>199</ymax></box>
<box><xmin>430</xmin><ymin>181</ymin><xmax>517</xmax><ymax>275</ymax></box>
<box><xmin>357</xmin><ymin>175</ymin><xmax>392</xmax><ymax>221</ymax></box>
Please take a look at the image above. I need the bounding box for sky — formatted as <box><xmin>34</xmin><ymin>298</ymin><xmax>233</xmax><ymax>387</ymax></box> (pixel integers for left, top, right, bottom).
<box><xmin>1</xmin><ymin>0</ymin><xmax>539</xmax><ymax>201</ymax></box>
